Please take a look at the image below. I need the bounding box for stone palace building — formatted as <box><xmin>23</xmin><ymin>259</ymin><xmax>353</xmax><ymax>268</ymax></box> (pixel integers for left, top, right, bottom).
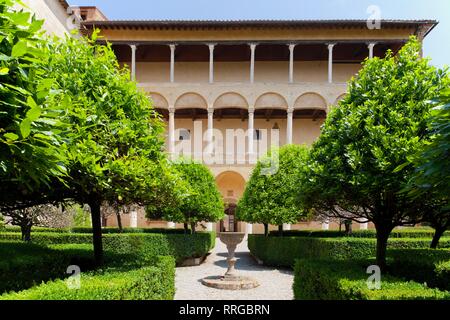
<box><xmin>19</xmin><ymin>2</ymin><xmax>437</xmax><ymax>233</ymax></box>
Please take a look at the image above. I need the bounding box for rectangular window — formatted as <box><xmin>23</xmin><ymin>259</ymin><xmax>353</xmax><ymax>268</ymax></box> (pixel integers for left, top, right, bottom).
<box><xmin>254</xmin><ymin>129</ymin><xmax>262</xmax><ymax>141</ymax></box>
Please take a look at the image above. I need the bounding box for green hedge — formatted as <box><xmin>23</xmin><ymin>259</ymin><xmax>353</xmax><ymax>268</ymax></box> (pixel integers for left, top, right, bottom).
<box><xmin>2</xmin><ymin>226</ymin><xmax>188</xmax><ymax>234</ymax></box>
<box><xmin>269</xmin><ymin>228</ymin><xmax>448</xmax><ymax>238</ymax></box>
<box><xmin>388</xmin><ymin>249</ymin><xmax>450</xmax><ymax>291</ymax></box>
<box><xmin>0</xmin><ymin>231</ymin><xmax>216</xmax><ymax>264</ymax></box>
<box><xmin>248</xmin><ymin>235</ymin><xmax>450</xmax><ymax>267</ymax></box>
<box><xmin>0</xmin><ymin>256</ymin><xmax>175</xmax><ymax>300</ymax></box>
<box><xmin>293</xmin><ymin>259</ymin><xmax>450</xmax><ymax>300</ymax></box>
<box><xmin>0</xmin><ymin>241</ymin><xmax>96</xmax><ymax>294</ymax></box>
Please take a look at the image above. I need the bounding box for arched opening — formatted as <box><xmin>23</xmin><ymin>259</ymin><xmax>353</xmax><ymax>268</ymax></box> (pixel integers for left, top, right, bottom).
<box><xmin>255</xmin><ymin>92</ymin><xmax>288</xmax><ymax>110</ymax></box>
<box><xmin>253</xmin><ymin>92</ymin><xmax>288</xmax><ymax>147</ymax></box>
<box><xmin>215</xmin><ymin>171</ymin><xmax>246</xmax><ymax>232</ymax></box>
<box><xmin>333</xmin><ymin>93</ymin><xmax>347</xmax><ymax>106</ymax></box>
<box><xmin>175</xmin><ymin>92</ymin><xmax>208</xmax><ymax>110</ymax></box>
<box><xmin>292</xmin><ymin>92</ymin><xmax>328</xmax><ymax>145</ymax></box>
<box><xmin>148</xmin><ymin>92</ymin><xmax>169</xmax><ymax>120</ymax></box>
<box><xmin>214</xmin><ymin>92</ymin><xmax>248</xmax><ymax>109</ymax></box>
<box><xmin>294</xmin><ymin>92</ymin><xmax>328</xmax><ymax>118</ymax></box>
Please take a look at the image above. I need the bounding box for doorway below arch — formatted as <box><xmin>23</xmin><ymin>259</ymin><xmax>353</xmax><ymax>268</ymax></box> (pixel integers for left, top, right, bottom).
<box><xmin>215</xmin><ymin>171</ymin><xmax>246</xmax><ymax>233</ymax></box>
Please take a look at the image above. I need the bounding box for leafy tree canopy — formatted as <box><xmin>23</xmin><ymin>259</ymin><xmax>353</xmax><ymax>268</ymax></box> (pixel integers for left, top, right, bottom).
<box><xmin>404</xmin><ymin>89</ymin><xmax>450</xmax><ymax>247</ymax></box>
<box><xmin>297</xmin><ymin>37</ymin><xmax>449</xmax><ymax>268</ymax></box>
<box><xmin>0</xmin><ymin>0</ymin><xmax>66</xmax><ymax>201</ymax></box>
<box><xmin>41</xmin><ymin>33</ymin><xmax>171</xmax><ymax>263</ymax></box>
<box><xmin>237</xmin><ymin>144</ymin><xmax>310</xmax><ymax>231</ymax></box>
<box><xmin>148</xmin><ymin>158</ymin><xmax>224</xmax><ymax>232</ymax></box>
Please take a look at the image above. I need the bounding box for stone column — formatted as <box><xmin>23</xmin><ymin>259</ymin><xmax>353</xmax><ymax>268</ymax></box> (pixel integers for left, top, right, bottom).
<box><xmin>167</xmin><ymin>222</ymin><xmax>176</xmax><ymax>229</ymax></box>
<box><xmin>248</xmin><ymin>107</ymin><xmax>255</xmax><ymax>161</ymax></box>
<box><xmin>322</xmin><ymin>221</ymin><xmax>330</xmax><ymax>230</ymax></box>
<box><xmin>169</xmin><ymin>44</ymin><xmax>176</xmax><ymax>83</ymax></box>
<box><xmin>283</xmin><ymin>223</ymin><xmax>292</xmax><ymax>231</ymax></box>
<box><xmin>206</xmin><ymin>222</ymin><xmax>213</xmax><ymax>232</ymax></box>
<box><xmin>246</xmin><ymin>223</ymin><xmax>253</xmax><ymax>234</ymax></box>
<box><xmin>368</xmin><ymin>42</ymin><xmax>376</xmax><ymax>59</ymax></box>
<box><xmin>130</xmin><ymin>210</ymin><xmax>137</xmax><ymax>228</ymax></box>
<box><xmin>249</xmin><ymin>43</ymin><xmax>257</xmax><ymax>84</ymax></box>
<box><xmin>286</xmin><ymin>109</ymin><xmax>293</xmax><ymax>145</ymax></box>
<box><xmin>288</xmin><ymin>43</ymin><xmax>296</xmax><ymax>84</ymax></box>
<box><xmin>327</xmin><ymin>43</ymin><xmax>335</xmax><ymax>84</ymax></box>
<box><xmin>208</xmin><ymin>43</ymin><xmax>215</xmax><ymax>84</ymax></box>
<box><xmin>207</xmin><ymin>108</ymin><xmax>214</xmax><ymax>154</ymax></box>
<box><xmin>168</xmin><ymin>107</ymin><xmax>175</xmax><ymax>155</ymax></box>
<box><xmin>130</xmin><ymin>44</ymin><xmax>137</xmax><ymax>81</ymax></box>
<box><xmin>360</xmin><ymin>222</ymin><xmax>368</xmax><ymax>230</ymax></box>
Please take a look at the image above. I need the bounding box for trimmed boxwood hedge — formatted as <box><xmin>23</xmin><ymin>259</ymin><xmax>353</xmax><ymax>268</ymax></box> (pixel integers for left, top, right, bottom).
<box><xmin>248</xmin><ymin>234</ymin><xmax>450</xmax><ymax>267</ymax></box>
<box><xmin>0</xmin><ymin>231</ymin><xmax>216</xmax><ymax>265</ymax></box>
<box><xmin>0</xmin><ymin>241</ymin><xmax>97</xmax><ymax>294</ymax></box>
<box><xmin>0</xmin><ymin>255</ymin><xmax>175</xmax><ymax>300</ymax></box>
<box><xmin>2</xmin><ymin>226</ymin><xmax>188</xmax><ymax>234</ymax></box>
<box><xmin>269</xmin><ymin>228</ymin><xmax>448</xmax><ymax>238</ymax></box>
<box><xmin>293</xmin><ymin>259</ymin><xmax>450</xmax><ymax>300</ymax></box>
<box><xmin>388</xmin><ymin>249</ymin><xmax>450</xmax><ymax>291</ymax></box>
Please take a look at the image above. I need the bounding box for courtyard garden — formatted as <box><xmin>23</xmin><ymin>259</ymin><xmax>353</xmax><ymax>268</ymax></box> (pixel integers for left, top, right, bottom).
<box><xmin>236</xmin><ymin>36</ymin><xmax>450</xmax><ymax>299</ymax></box>
<box><xmin>0</xmin><ymin>0</ymin><xmax>220</xmax><ymax>300</ymax></box>
<box><xmin>1</xmin><ymin>0</ymin><xmax>450</xmax><ymax>301</ymax></box>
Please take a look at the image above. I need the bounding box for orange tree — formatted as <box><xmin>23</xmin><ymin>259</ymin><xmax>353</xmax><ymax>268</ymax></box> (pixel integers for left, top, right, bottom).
<box><xmin>147</xmin><ymin>158</ymin><xmax>224</xmax><ymax>234</ymax></box>
<box><xmin>0</xmin><ymin>0</ymin><xmax>66</xmax><ymax>207</ymax></box>
<box><xmin>237</xmin><ymin>145</ymin><xmax>310</xmax><ymax>236</ymax></box>
<box><xmin>40</xmin><ymin>33</ymin><xmax>174</xmax><ymax>265</ymax></box>
<box><xmin>297</xmin><ymin>38</ymin><xmax>449</xmax><ymax>270</ymax></box>
<box><xmin>405</xmin><ymin>90</ymin><xmax>450</xmax><ymax>248</ymax></box>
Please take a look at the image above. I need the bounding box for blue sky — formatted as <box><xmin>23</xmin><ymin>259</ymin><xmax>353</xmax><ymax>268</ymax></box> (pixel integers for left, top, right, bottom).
<box><xmin>69</xmin><ymin>0</ymin><xmax>450</xmax><ymax>67</ymax></box>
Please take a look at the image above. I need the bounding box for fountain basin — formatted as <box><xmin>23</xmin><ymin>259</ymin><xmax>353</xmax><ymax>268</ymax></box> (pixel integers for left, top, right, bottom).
<box><xmin>201</xmin><ymin>232</ymin><xmax>259</xmax><ymax>290</ymax></box>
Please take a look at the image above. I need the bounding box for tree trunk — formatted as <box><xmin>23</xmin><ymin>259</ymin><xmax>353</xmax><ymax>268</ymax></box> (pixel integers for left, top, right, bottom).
<box><xmin>264</xmin><ymin>223</ymin><xmax>269</xmax><ymax>237</ymax></box>
<box><xmin>21</xmin><ymin>223</ymin><xmax>32</xmax><ymax>242</ymax></box>
<box><xmin>190</xmin><ymin>222</ymin><xmax>196</xmax><ymax>234</ymax></box>
<box><xmin>183</xmin><ymin>223</ymin><xmax>189</xmax><ymax>234</ymax></box>
<box><xmin>116</xmin><ymin>211</ymin><xmax>123</xmax><ymax>233</ymax></box>
<box><xmin>278</xmin><ymin>225</ymin><xmax>283</xmax><ymax>237</ymax></box>
<box><xmin>375</xmin><ymin>226</ymin><xmax>392</xmax><ymax>271</ymax></box>
<box><xmin>89</xmin><ymin>199</ymin><xmax>103</xmax><ymax>267</ymax></box>
<box><xmin>344</xmin><ymin>220</ymin><xmax>353</xmax><ymax>235</ymax></box>
<box><xmin>430</xmin><ymin>227</ymin><xmax>445</xmax><ymax>249</ymax></box>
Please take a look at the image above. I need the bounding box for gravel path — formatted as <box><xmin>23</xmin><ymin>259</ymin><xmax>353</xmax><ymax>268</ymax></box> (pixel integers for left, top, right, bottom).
<box><xmin>174</xmin><ymin>236</ymin><xmax>294</xmax><ymax>300</ymax></box>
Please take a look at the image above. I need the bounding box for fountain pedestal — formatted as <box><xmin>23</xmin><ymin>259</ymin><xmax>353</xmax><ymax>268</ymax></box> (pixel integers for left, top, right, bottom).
<box><xmin>201</xmin><ymin>232</ymin><xmax>260</xmax><ymax>290</ymax></box>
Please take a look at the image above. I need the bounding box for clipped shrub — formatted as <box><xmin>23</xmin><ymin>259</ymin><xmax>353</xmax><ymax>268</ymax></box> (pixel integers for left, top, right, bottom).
<box><xmin>0</xmin><ymin>231</ymin><xmax>215</xmax><ymax>264</ymax></box>
<box><xmin>269</xmin><ymin>228</ymin><xmax>447</xmax><ymax>238</ymax></box>
<box><xmin>2</xmin><ymin>226</ymin><xmax>188</xmax><ymax>234</ymax></box>
<box><xmin>3</xmin><ymin>226</ymin><xmax>71</xmax><ymax>233</ymax></box>
<box><xmin>0</xmin><ymin>256</ymin><xmax>175</xmax><ymax>300</ymax></box>
<box><xmin>70</xmin><ymin>227</ymin><xmax>187</xmax><ymax>234</ymax></box>
<box><xmin>293</xmin><ymin>259</ymin><xmax>450</xmax><ymax>300</ymax></box>
<box><xmin>0</xmin><ymin>241</ymin><xmax>95</xmax><ymax>294</ymax></box>
<box><xmin>248</xmin><ymin>234</ymin><xmax>450</xmax><ymax>267</ymax></box>
<box><xmin>388</xmin><ymin>248</ymin><xmax>450</xmax><ymax>291</ymax></box>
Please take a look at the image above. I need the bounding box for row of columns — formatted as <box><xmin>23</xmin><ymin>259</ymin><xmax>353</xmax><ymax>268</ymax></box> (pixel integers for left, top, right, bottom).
<box><xmin>167</xmin><ymin>105</ymin><xmax>309</xmax><ymax>154</ymax></box>
<box><xmin>128</xmin><ymin>42</ymin><xmax>378</xmax><ymax>83</ymax></box>
<box><xmin>321</xmin><ymin>221</ymin><xmax>368</xmax><ymax>230</ymax></box>
<box><xmin>159</xmin><ymin>42</ymin><xmax>377</xmax><ymax>232</ymax></box>
<box><xmin>164</xmin><ymin>222</ymin><xmax>367</xmax><ymax>232</ymax></box>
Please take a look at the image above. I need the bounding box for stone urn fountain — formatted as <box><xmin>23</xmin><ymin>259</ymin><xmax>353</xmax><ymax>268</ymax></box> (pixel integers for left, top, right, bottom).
<box><xmin>201</xmin><ymin>232</ymin><xmax>259</xmax><ymax>290</ymax></box>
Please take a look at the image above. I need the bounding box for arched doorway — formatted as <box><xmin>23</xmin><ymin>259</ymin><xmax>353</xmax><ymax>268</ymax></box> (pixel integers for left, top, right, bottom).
<box><xmin>220</xmin><ymin>202</ymin><xmax>238</xmax><ymax>232</ymax></box>
<box><xmin>215</xmin><ymin>171</ymin><xmax>246</xmax><ymax>232</ymax></box>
